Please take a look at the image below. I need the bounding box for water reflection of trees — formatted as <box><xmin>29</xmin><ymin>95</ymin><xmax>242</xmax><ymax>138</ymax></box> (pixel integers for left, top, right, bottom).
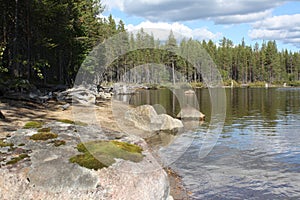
<box><xmin>128</xmin><ymin>88</ymin><xmax>300</xmax><ymax>130</ymax></box>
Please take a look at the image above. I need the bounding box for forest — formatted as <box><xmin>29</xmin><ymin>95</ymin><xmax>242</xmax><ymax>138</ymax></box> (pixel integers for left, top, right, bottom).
<box><xmin>1</xmin><ymin>0</ymin><xmax>300</xmax><ymax>91</ymax></box>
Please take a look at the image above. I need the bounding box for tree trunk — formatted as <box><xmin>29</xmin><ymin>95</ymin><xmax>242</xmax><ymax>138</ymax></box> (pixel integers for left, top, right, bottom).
<box><xmin>13</xmin><ymin>0</ymin><xmax>19</xmax><ymax>77</ymax></box>
<box><xmin>172</xmin><ymin>61</ymin><xmax>175</xmax><ymax>85</ymax></box>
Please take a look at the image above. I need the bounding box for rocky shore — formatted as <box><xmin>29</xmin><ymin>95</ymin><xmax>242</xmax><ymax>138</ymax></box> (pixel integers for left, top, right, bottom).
<box><xmin>0</xmin><ymin>98</ymin><xmax>189</xmax><ymax>199</ymax></box>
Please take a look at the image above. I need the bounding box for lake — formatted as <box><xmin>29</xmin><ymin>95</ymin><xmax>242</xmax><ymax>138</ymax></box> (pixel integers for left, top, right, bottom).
<box><xmin>127</xmin><ymin>88</ymin><xmax>300</xmax><ymax>199</ymax></box>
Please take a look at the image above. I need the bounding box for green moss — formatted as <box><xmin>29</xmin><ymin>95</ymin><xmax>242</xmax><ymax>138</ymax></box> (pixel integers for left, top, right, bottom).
<box><xmin>6</xmin><ymin>154</ymin><xmax>29</xmax><ymax>165</ymax></box>
<box><xmin>58</xmin><ymin>119</ymin><xmax>74</xmax><ymax>124</ymax></box>
<box><xmin>0</xmin><ymin>139</ymin><xmax>13</xmax><ymax>148</ymax></box>
<box><xmin>69</xmin><ymin>153</ymin><xmax>108</xmax><ymax>170</ymax></box>
<box><xmin>57</xmin><ymin>119</ymin><xmax>87</xmax><ymax>126</ymax></box>
<box><xmin>30</xmin><ymin>132</ymin><xmax>58</xmax><ymax>140</ymax></box>
<box><xmin>70</xmin><ymin>140</ymin><xmax>144</xmax><ymax>170</ymax></box>
<box><xmin>38</xmin><ymin>127</ymin><xmax>51</xmax><ymax>132</ymax></box>
<box><xmin>111</xmin><ymin>141</ymin><xmax>143</xmax><ymax>153</ymax></box>
<box><xmin>50</xmin><ymin>140</ymin><xmax>66</xmax><ymax>147</ymax></box>
<box><xmin>18</xmin><ymin>143</ymin><xmax>26</xmax><ymax>146</ymax></box>
<box><xmin>23</xmin><ymin>121</ymin><xmax>43</xmax><ymax>129</ymax></box>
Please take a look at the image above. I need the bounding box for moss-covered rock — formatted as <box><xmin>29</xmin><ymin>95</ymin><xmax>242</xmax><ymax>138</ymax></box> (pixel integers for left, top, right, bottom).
<box><xmin>50</xmin><ymin>140</ymin><xmax>66</xmax><ymax>147</ymax></box>
<box><xmin>37</xmin><ymin>127</ymin><xmax>51</xmax><ymax>132</ymax></box>
<box><xmin>69</xmin><ymin>153</ymin><xmax>108</xmax><ymax>170</ymax></box>
<box><xmin>57</xmin><ymin>119</ymin><xmax>87</xmax><ymax>126</ymax></box>
<box><xmin>111</xmin><ymin>141</ymin><xmax>143</xmax><ymax>153</ymax></box>
<box><xmin>0</xmin><ymin>139</ymin><xmax>13</xmax><ymax>148</ymax></box>
<box><xmin>23</xmin><ymin>121</ymin><xmax>43</xmax><ymax>129</ymax></box>
<box><xmin>30</xmin><ymin>132</ymin><xmax>58</xmax><ymax>140</ymax></box>
<box><xmin>6</xmin><ymin>153</ymin><xmax>29</xmax><ymax>165</ymax></box>
<box><xmin>70</xmin><ymin>140</ymin><xmax>143</xmax><ymax>170</ymax></box>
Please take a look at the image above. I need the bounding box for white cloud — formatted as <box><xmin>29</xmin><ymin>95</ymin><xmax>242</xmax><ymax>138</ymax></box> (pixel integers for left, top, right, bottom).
<box><xmin>252</xmin><ymin>14</ymin><xmax>300</xmax><ymax>30</ymax></box>
<box><xmin>213</xmin><ymin>10</ymin><xmax>273</xmax><ymax>24</ymax></box>
<box><xmin>102</xmin><ymin>0</ymin><xmax>290</xmax><ymax>24</ymax></box>
<box><xmin>126</xmin><ymin>21</ymin><xmax>222</xmax><ymax>41</ymax></box>
<box><xmin>249</xmin><ymin>14</ymin><xmax>300</xmax><ymax>48</ymax></box>
<box><xmin>102</xmin><ymin>0</ymin><xmax>124</xmax><ymax>11</ymax></box>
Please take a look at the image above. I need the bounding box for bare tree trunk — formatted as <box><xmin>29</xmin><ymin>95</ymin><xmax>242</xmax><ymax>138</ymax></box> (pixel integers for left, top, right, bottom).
<box><xmin>172</xmin><ymin>62</ymin><xmax>175</xmax><ymax>85</ymax></box>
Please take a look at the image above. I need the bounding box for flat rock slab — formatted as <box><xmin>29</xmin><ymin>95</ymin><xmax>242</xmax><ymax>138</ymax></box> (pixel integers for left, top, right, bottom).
<box><xmin>28</xmin><ymin>148</ymin><xmax>99</xmax><ymax>192</ymax></box>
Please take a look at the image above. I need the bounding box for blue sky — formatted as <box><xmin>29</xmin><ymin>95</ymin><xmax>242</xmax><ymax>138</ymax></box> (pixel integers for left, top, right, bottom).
<box><xmin>102</xmin><ymin>0</ymin><xmax>300</xmax><ymax>51</ymax></box>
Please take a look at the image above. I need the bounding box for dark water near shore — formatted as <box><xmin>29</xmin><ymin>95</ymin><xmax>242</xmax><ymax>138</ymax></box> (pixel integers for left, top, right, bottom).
<box><xmin>127</xmin><ymin>88</ymin><xmax>300</xmax><ymax>199</ymax></box>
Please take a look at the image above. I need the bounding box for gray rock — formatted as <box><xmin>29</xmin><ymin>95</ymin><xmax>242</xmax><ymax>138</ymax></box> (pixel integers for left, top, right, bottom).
<box><xmin>125</xmin><ymin>105</ymin><xmax>183</xmax><ymax>134</ymax></box>
<box><xmin>177</xmin><ymin>105</ymin><xmax>205</xmax><ymax>120</ymax></box>
<box><xmin>61</xmin><ymin>103</ymin><xmax>70</xmax><ymax>110</ymax></box>
<box><xmin>1</xmin><ymin>121</ymin><xmax>172</xmax><ymax>200</ymax></box>
<box><xmin>28</xmin><ymin>148</ymin><xmax>99</xmax><ymax>192</ymax></box>
<box><xmin>158</xmin><ymin>114</ymin><xmax>183</xmax><ymax>132</ymax></box>
<box><xmin>98</xmin><ymin>92</ymin><xmax>112</xmax><ymax>100</ymax></box>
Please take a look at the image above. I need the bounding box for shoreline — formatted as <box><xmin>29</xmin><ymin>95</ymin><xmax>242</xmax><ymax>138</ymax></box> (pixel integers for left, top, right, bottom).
<box><xmin>0</xmin><ymin>98</ymin><xmax>190</xmax><ymax>199</ymax></box>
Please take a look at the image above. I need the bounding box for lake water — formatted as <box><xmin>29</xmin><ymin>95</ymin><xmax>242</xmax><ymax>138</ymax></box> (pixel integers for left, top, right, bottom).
<box><xmin>128</xmin><ymin>88</ymin><xmax>300</xmax><ymax>199</ymax></box>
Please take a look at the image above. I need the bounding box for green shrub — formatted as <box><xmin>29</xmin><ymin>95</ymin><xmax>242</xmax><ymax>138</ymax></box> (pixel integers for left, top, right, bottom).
<box><xmin>289</xmin><ymin>81</ymin><xmax>300</xmax><ymax>87</ymax></box>
<box><xmin>248</xmin><ymin>81</ymin><xmax>267</xmax><ymax>88</ymax></box>
<box><xmin>190</xmin><ymin>82</ymin><xmax>204</xmax><ymax>88</ymax></box>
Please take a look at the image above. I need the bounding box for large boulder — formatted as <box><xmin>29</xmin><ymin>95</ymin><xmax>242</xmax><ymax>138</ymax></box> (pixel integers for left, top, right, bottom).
<box><xmin>177</xmin><ymin>105</ymin><xmax>205</xmax><ymax>121</ymax></box>
<box><xmin>125</xmin><ymin>105</ymin><xmax>183</xmax><ymax>134</ymax></box>
<box><xmin>97</xmin><ymin>91</ymin><xmax>112</xmax><ymax>100</ymax></box>
<box><xmin>0</xmin><ymin>122</ymin><xmax>172</xmax><ymax>200</ymax></box>
<box><xmin>158</xmin><ymin>114</ymin><xmax>183</xmax><ymax>133</ymax></box>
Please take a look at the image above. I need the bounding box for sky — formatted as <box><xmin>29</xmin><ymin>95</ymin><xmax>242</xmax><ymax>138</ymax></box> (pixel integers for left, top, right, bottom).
<box><xmin>101</xmin><ymin>0</ymin><xmax>300</xmax><ymax>51</ymax></box>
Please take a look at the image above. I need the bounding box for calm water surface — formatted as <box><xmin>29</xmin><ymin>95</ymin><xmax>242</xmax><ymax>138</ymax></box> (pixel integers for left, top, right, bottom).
<box><xmin>127</xmin><ymin>88</ymin><xmax>300</xmax><ymax>199</ymax></box>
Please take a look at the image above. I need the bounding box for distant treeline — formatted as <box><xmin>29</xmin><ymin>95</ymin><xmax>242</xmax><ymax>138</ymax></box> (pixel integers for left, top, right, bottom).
<box><xmin>1</xmin><ymin>0</ymin><xmax>299</xmax><ymax>88</ymax></box>
<box><xmin>89</xmin><ymin>29</ymin><xmax>300</xmax><ymax>87</ymax></box>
